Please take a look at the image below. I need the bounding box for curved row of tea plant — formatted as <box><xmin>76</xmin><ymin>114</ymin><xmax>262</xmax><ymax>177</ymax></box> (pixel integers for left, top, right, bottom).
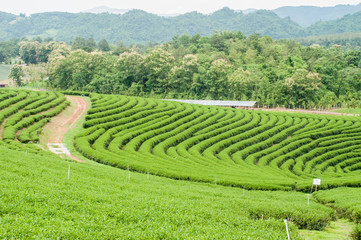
<box><xmin>315</xmin><ymin>187</ymin><xmax>361</xmax><ymax>238</ymax></box>
<box><xmin>0</xmin><ymin>89</ymin><xmax>351</xmax><ymax>234</ymax></box>
<box><xmin>0</xmin><ymin>89</ymin><xmax>345</xmax><ymax>235</ymax></box>
<box><xmin>1</xmin><ymin>141</ymin><xmax>336</xmax><ymax>238</ymax></box>
<box><xmin>74</xmin><ymin>93</ymin><xmax>361</xmax><ymax>191</ymax></box>
<box><xmin>0</xmin><ymin>89</ymin><xmax>69</xmax><ymax>144</ymax></box>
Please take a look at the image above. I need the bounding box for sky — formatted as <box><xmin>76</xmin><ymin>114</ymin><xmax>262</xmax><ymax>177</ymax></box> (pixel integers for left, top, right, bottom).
<box><xmin>2</xmin><ymin>0</ymin><xmax>361</xmax><ymax>15</ymax></box>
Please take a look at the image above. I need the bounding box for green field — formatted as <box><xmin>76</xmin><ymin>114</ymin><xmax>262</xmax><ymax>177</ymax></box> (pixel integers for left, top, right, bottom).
<box><xmin>73</xmin><ymin>92</ymin><xmax>361</xmax><ymax>191</ymax></box>
<box><xmin>1</xmin><ymin>89</ymin><xmax>361</xmax><ymax>239</ymax></box>
<box><xmin>332</xmin><ymin>108</ymin><xmax>361</xmax><ymax>115</ymax></box>
<box><xmin>0</xmin><ymin>64</ymin><xmax>11</xmax><ymax>81</ymax></box>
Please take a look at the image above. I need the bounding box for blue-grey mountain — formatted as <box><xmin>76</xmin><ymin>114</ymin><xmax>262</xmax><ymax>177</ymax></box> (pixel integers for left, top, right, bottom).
<box><xmin>0</xmin><ymin>7</ymin><xmax>360</xmax><ymax>45</ymax></box>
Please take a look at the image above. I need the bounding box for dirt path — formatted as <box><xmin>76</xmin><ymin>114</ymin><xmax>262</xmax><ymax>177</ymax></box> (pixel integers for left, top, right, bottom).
<box><xmin>43</xmin><ymin>96</ymin><xmax>87</xmax><ymax>162</ymax></box>
<box><xmin>244</xmin><ymin>107</ymin><xmax>359</xmax><ymax>116</ymax></box>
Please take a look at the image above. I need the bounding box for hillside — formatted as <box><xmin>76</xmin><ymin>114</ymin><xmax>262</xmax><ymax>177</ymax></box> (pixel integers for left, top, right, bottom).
<box><xmin>2</xmin><ymin>133</ymin><xmax>335</xmax><ymax>239</ymax></box>
<box><xmin>307</xmin><ymin>11</ymin><xmax>361</xmax><ymax>36</ymax></box>
<box><xmin>79</xmin><ymin>4</ymin><xmax>361</xmax><ymax>28</ymax></box>
<box><xmin>2</xmin><ymin>88</ymin><xmax>361</xmax><ymax>238</ymax></box>
<box><xmin>296</xmin><ymin>32</ymin><xmax>361</xmax><ymax>48</ymax></box>
<box><xmin>0</xmin><ymin>7</ymin><xmax>361</xmax><ymax>44</ymax></box>
<box><xmin>3</xmin><ymin>88</ymin><xmax>361</xmax><ymax>191</ymax></box>
<box><xmin>0</xmin><ymin>8</ymin><xmax>304</xmax><ymax>44</ymax></box>
<box><xmin>72</xmin><ymin>92</ymin><xmax>361</xmax><ymax>191</ymax></box>
<box><xmin>273</xmin><ymin>3</ymin><xmax>361</xmax><ymax>27</ymax></box>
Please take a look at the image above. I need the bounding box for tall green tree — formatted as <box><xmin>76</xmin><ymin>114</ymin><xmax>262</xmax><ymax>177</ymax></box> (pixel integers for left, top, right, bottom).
<box><xmin>98</xmin><ymin>39</ymin><xmax>110</xmax><ymax>52</ymax></box>
<box><xmin>144</xmin><ymin>48</ymin><xmax>175</xmax><ymax>94</ymax></box>
<box><xmin>71</xmin><ymin>37</ymin><xmax>86</xmax><ymax>51</ymax></box>
<box><xmin>205</xmin><ymin>59</ymin><xmax>232</xmax><ymax>99</ymax></box>
<box><xmin>116</xmin><ymin>52</ymin><xmax>145</xmax><ymax>88</ymax></box>
<box><xmin>9</xmin><ymin>65</ymin><xmax>25</xmax><ymax>87</ymax></box>
<box><xmin>284</xmin><ymin>69</ymin><xmax>321</xmax><ymax>106</ymax></box>
<box><xmin>19</xmin><ymin>41</ymin><xmax>39</xmax><ymax>64</ymax></box>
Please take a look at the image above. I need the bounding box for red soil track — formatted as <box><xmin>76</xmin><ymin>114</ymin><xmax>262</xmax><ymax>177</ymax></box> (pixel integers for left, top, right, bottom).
<box><xmin>46</xmin><ymin>96</ymin><xmax>87</xmax><ymax>162</ymax></box>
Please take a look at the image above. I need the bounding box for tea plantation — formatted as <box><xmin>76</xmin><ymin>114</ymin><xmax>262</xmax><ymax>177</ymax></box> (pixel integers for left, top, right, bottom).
<box><xmin>74</xmin><ymin>92</ymin><xmax>361</xmax><ymax>191</ymax></box>
<box><xmin>1</xmin><ymin>89</ymin><xmax>361</xmax><ymax>239</ymax></box>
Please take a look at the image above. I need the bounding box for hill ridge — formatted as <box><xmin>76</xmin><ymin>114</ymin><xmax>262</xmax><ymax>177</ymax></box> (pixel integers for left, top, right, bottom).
<box><xmin>0</xmin><ymin>7</ymin><xmax>360</xmax><ymax>44</ymax></box>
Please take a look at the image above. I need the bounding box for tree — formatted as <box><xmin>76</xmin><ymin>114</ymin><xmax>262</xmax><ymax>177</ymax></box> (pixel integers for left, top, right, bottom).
<box><xmin>98</xmin><ymin>39</ymin><xmax>110</xmax><ymax>52</ymax></box>
<box><xmin>228</xmin><ymin>68</ymin><xmax>254</xmax><ymax>100</ymax></box>
<box><xmin>318</xmin><ymin>91</ymin><xmax>338</xmax><ymax>107</ymax></box>
<box><xmin>111</xmin><ymin>41</ymin><xmax>128</xmax><ymax>55</ymax></box>
<box><xmin>33</xmin><ymin>37</ymin><xmax>43</xmax><ymax>43</ymax></box>
<box><xmin>0</xmin><ymin>39</ymin><xmax>19</xmax><ymax>64</ymax></box>
<box><xmin>71</xmin><ymin>37</ymin><xmax>97</xmax><ymax>52</ymax></box>
<box><xmin>19</xmin><ymin>41</ymin><xmax>39</xmax><ymax>64</ymax></box>
<box><xmin>337</xmin><ymin>67</ymin><xmax>361</xmax><ymax>95</ymax></box>
<box><xmin>36</xmin><ymin>43</ymin><xmax>53</xmax><ymax>63</ymax></box>
<box><xmin>205</xmin><ymin>58</ymin><xmax>232</xmax><ymax>99</ymax></box>
<box><xmin>43</xmin><ymin>37</ymin><xmax>54</xmax><ymax>43</ymax></box>
<box><xmin>116</xmin><ymin>52</ymin><xmax>145</xmax><ymax>88</ymax></box>
<box><xmin>284</xmin><ymin>69</ymin><xmax>321</xmax><ymax>106</ymax></box>
<box><xmin>84</xmin><ymin>38</ymin><xmax>97</xmax><ymax>52</ymax></box>
<box><xmin>0</xmin><ymin>51</ymin><xmax>5</xmax><ymax>63</ymax></box>
<box><xmin>71</xmin><ymin>37</ymin><xmax>86</xmax><ymax>51</ymax></box>
<box><xmin>144</xmin><ymin>48</ymin><xmax>175</xmax><ymax>94</ymax></box>
<box><xmin>47</xmin><ymin>49</ymin><xmax>107</xmax><ymax>90</ymax></box>
<box><xmin>168</xmin><ymin>54</ymin><xmax>198</xmax><ymax>94</ymax></box>
<box><xmin>210</xmin><ymin>32</ymin><xmax>227</xmax><ymax>52</ymax></box>
<box><xmin>9</xmin><ymin>65</ymin><xmax>25</xmax><ymax>87</ymax></box>
<box><xmin>47</xmin><ymin>42</ymin><xmax>71</xmax><ymax>62</ymax></box>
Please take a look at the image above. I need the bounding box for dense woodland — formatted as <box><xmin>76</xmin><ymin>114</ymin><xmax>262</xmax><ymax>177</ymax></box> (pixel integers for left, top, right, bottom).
<box><xmin>1</xmin><ymin>7</ymin><xmax>361</xmax><ymax>45</ymax></box>
<box><xmin>297</xmin><ymin>33</ymin><xmax>361</xmax><ymax>49</ymax></box>
<box><xmin>274</xmin><ymin>3</ymin><xmax>361</xmax><ymax>27</ymax></box>
<box><xmin>3</xmin><ymin>32</ymin><xmax>360</xmax><ymax>108</ymax></box>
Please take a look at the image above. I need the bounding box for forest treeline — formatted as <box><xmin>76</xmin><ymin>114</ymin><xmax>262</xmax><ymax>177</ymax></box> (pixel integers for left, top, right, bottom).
<box><xmin>297</xmin><ymin>33</ymin><xmax>361</xmax><ymax>49</ymax></box>
<box><xmin>3</xmin><ymin>32</ymin><xmax>361</xmax><ymax>107</ymax></box>
<box><xmin>1</xmin><ymin>7</ymin><xmax>361</xmax><ymax>45</ymax></box>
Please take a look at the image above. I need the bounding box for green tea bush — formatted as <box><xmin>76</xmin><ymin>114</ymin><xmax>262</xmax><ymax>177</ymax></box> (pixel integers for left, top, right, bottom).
<box><xmin>71</xmin><ymin>93</ymin><xmax>361</xmax><ymax>191</ymax></box>
<box><xmin>351</xmin><ymin>224</ymin><xmax>361</xmax><ymax>240</ymax></box>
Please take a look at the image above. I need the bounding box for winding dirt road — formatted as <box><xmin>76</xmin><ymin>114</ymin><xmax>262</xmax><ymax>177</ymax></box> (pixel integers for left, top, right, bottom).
<box><xmin>44</xmin><ymin>95</ymin><xmax>87</xmax><ymax>162</ymax></box>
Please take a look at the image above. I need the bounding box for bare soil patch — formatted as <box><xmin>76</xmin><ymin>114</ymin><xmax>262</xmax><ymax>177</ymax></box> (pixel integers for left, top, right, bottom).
<box><xmin>42</xmin><ymin>96</ymin><xmax>87</xmax><ymax>162</ymax></box>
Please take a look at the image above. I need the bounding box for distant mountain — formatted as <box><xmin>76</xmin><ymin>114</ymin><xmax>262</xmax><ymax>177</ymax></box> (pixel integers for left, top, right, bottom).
<box><xmin>273</xmin><ymin>3</ymin><xmax>361</xmax><ymax>27</ymax></box>
<box><xmin>307</xmin><ymin>11</ymin><xmax>361</xmax><ymax>35</ymax></box>
<box><xmin>296</xmin><ymin>32</ymin><xmax>361</xmax><ymax>48</ymax></box>
<box><xmin>0</xmin><ymin>8</ymin><xmax>305</xmax><ymax>44</ymax></box>
<box><xmin>82</xmin><ymin>6</ymin><xmax>180</xmax><ymax>17</ymax></box>
<box><xmin>82</xmin><ymin>6</ymin><xmax>130</xmax><ymax>14</ymax></box>
<box><xmin>241</xmin><ymin>9</ymin><xmax>258</xmax><ymax>14</ymax></box>
<box><xmin>0</xmin><ymin>11</ymin><xmax>17</xmax><ymax>23</ymax></box>
<box><xmin>0</xmin><ymin>7</ymin><xmax>360</xmax><ymax>45</ymax></box>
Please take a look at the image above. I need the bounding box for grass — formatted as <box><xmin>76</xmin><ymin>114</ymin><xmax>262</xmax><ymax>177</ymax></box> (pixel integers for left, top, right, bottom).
<box><xmin>0</xmin><ymin>144</ymin><xmax>311</xmax><ymax>239</ymax></box>
<box><xmin>300</xmin><ymin>219</ymin><xmax>354</xmax><ymax>240</ymax></box>
<box><xmin>332</xmin><ymin>108</ymin><xmax>361</xmax><ymax>115</ymax></box>
<box><xmin>73</xmin><ymin>93</ymin><xmax>361</xmax><ymax>191</ymax></box>
<box><xmin>2</xmin><ymin>89</ymin><xmax>361</xmax><ymax>238</ymax></box>
<box><xmin>0</xmin><ymin>64</ymin><xmax>11</xmax><ymax>82</ymax></box>
<box><xmin>314</xmin><ymin>187</ymin><xmax>361</xmax><ymax>223</ymax></box>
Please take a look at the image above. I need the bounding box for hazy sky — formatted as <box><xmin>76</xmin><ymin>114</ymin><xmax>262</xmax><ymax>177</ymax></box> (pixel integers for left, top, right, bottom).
<box><xmin>2</xmin><ymin>0</ymin><xmax>361</xmax><ymax>15</ymax></box>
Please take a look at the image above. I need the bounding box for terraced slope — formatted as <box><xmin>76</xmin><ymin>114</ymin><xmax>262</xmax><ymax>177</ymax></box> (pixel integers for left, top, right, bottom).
<box><xmin>1</xmin><ymin>89</ymin><xmax>341</xmax><ymax>238</ymax></box>
<box><xmin>0</xmin><ymin>89</ymin><xmax>69</xmax><ymax>153</ymax></box>
<box><xmin>3</xmin><ymin>141</ymin><xmax>337</xmax><ymax>238</ymax></box>
<box><xmin>74</xmin><ymin>93</ymin><xmax>361</xmax><ymax>191</ymax></box>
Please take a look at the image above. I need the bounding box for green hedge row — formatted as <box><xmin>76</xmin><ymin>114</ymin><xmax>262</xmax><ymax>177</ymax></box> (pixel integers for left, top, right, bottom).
<box><xmin>73</xmin><ymin>93</ymin><xmax>361</xmax><ymax>191</ymax></box>
<box><xmin>60</xmin><ymin>90</ymin><xmax>91</xmax><ymax>96</ymax></box>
